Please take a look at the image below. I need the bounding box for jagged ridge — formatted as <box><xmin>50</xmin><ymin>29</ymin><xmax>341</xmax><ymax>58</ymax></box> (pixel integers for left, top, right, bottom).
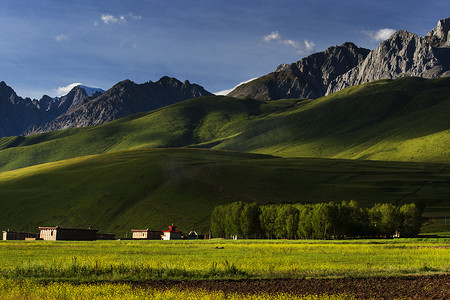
<box><xmin>229</xmin><ymin>17</ymin><xmax>450</xmax><ymax>101</ymax></box>
<box><xmin>25</xmin><ymin>76</ymin><xmax>212</xmax><ymax>135</ymax></box>
<box><xmin>229</xmin><ymin>43</ymin><xmax>370</xmax><ymax>100</ymax></box>
<box><xmin>0</xmin><ymin>77</ymin><xmax>212</xmax><ymax>137</ymax></box>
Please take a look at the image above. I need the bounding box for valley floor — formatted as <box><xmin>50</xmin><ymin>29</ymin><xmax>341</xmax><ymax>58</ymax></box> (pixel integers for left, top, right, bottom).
<box><xmin>0</xmin><ymin>239</ymin><xmax>449</xmax><ymax>299</ymax></box>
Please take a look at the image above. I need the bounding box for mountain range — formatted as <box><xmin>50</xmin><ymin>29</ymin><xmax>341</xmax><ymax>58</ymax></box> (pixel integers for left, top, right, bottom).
<box><xmin>0</xmin><ymin>77</ymin><xmax>211</xmax><ymax>137</ymax></box>
<box><xmin>229</xmin><ymin>18</ymin><xmax>450</xmax><ymax>100</ymax></box>
<box><xmin>0</xmin><ymin>18</ymin><xmax>448</xmax><ymax>138</ymax></box>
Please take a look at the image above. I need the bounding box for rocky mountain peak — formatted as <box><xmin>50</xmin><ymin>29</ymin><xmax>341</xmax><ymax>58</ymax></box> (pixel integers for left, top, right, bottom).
<box><xmin>425</xmin><ymin>17</ymin><xmax>450</xmax><ymax>48</ymax></box>
<box><xmin>24</xmin><ymin>77</ymin><xmax>212</xmax><ymax>135</ymax></box>
<box><xmin>229</xmin><ymin>42</ymin><xmax>370</xmax><ymax>100</ymax></box>
<box><xmin>326</xmin><ymin>26</ymin><xmax>449</xmax><ymax>95</ymax></box>
<box><xmin>228</xmin><ymin>18</ymin><xmax>449</xmax><ymax>101</ymax></box>
<box><xmin>0</xmin><ymin>81</ymin><xmax>17</xmax><ymax>98</ymax></box>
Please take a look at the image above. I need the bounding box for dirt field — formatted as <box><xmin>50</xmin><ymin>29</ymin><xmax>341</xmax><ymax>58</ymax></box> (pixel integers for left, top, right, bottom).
<box><xmin>137</xmin><ymin>274</ymin><xmax>449</xmax><ymax>299</ymax></box>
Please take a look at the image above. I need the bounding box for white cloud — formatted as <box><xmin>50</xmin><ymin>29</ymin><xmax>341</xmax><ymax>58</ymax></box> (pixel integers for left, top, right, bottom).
<box><xmin>304</xmin><ymin>40</ymin><xmax>315</xmax><ymax>52</ymax></box>
<box><xmin>55</xmin><ymin>83</ymin><xmax>82</xmax><ymax>96</ymax></box>
<box><xmin>214</xmin><ymin>78</ymin><xmax>258</xmax><ymax>95</ymax></box>
<box><xmin>100</xmin><ymin>13</ymin><xmax>142</xmax><ymax>25</ymax></box>
<box><xmin>55</xmin><ymin>34</ymin><xmax>68</xmax><ymax>42</ymax></box>
<box><xmin>263</xmin><ymin>31</ymin><xmax>281</xmax><ymax>42</ymax></box>
<box><xmin>363</xmin><ymin>28</ymin><xmax>396</xmax><ymax>42</ymax></box>
<box><xmin>102</xmin><ymin>14</ymin><xmax>126</xmax><ymax>24</ymax></box>
<box><xmin>263</xmin><ymin>31</ymin><xmax>315</xmax><ymax>55</ymax></box>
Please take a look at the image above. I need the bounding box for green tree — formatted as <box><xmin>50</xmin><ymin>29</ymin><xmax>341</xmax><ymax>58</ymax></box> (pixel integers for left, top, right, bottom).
<box><xmin>297</xmin><ymin>204</ymin><xmax>314</xmax><ymax>239</ymax></box>
<box><xmin>274</xmin><ymin>205</ymin><xmax>299</xmax><ymax>239</ymax></box>
<box><xmin>311</xmin><ymin>203</ymin><xmax>335</xmax><ymax>239</ymax></box>
<box><xmin>259</xmin><ymin>205</ymin><xmax>278</xmax><ymax>239</ymax></box>
<box><xmin>400</xmin><ymin>203</ymin><xmax>421</xmax><ymax>237</ymax></box>
<box><xmin>225</xmin><ymin>201</ymin><xmax>245</xmax><ymax>238</ymax></box>
<box><xmin>210</xmin><ymin>205</ymin><xmax>226</xmax><ymax>238</ymax></box>
<box><xmin>240</xmin><ymin>202</ymin><xmax>261</xmax><ymax>238</ymax></box>
<box><xmin>370</xmin><ymin>203</ymin><xmax>401</xmax><ymax>237</ymax></box>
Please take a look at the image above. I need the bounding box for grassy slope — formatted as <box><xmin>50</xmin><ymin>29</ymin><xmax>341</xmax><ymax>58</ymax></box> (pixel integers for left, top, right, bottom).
<box><xmin>0</xmin><ymin>148</ymin><xmax>449</xmax><ymax>235</ymax></box>
<box><xmin>221</xmin><ymin>77</ymin><xmax>450</xmax><ymax>161</ymax></box>
<box><xmin>0</xmin><ymin>77</ymin><xmax>449</xmax><ymax>173</ymax></box>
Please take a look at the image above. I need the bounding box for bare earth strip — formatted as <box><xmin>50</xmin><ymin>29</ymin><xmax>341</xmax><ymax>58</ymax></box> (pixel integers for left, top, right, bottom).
<box><xmin>134</xmin><ymin>274</ymin><xmax>449</xmax><ymax>299</ymax></box>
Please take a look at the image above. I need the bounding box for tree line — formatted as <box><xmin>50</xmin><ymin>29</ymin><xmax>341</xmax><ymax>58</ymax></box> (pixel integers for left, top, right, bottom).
<box><xmin>210</xmin><ymin>201</ymin><xmax>422</xmax><ymax>239</ymax></box>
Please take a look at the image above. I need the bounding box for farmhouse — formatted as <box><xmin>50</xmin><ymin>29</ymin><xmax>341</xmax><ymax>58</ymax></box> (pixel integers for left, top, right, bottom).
<box><xmin>2</xmin><ymin>230</ymin><xmax>38</xmax><ymax>240</ymax></box>
<box><xmin>39</xmin><ymin>226</ymin><xmax>98</xmax><ymax>241</ymax></box>
<box><xmin>131</xmin><ymin>229</ymin><xmax>163</xmax><ymax>240</ymax></box>
<box><xmin>161</xmin><ymin>224</ymin><xmax>183</xmax><ymax>240</ymax></box>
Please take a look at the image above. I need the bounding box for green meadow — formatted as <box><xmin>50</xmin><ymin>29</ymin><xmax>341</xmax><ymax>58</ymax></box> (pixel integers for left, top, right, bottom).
<box><xmin>1</xmin><ymin>239</ymin><xmax>449</xmax><ymax>282</ymax></box>
<box><xmin>0</xmin><ymin>148</ymin><xmax>449</xmax><ymax>235</ymax></box>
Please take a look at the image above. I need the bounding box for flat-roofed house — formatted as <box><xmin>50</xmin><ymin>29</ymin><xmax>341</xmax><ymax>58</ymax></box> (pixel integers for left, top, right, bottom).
<box><xmin>131</xmin><ymin>229</ymin><xmax>163</xmax><ymax>240</ymax></box>
<box><xmin>161</xmin><ymin>224</ymin><xmax>183</xmax><ymax>240</ymax></box>
<box><xmin>2</xmin><ymin>230</ymin><xmax>38</xmax><ymax>240</ymax></box>
<box><xmin>39</xmin><ymin>226</ymin><xmax>98</xmax><ymax>241</ymax></box>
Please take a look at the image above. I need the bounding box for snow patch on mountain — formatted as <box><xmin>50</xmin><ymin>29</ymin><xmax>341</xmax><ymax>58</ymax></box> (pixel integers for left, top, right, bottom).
<box><xmin>55</xmin><ymin>83</ymin><xmax>104</xmax><ymax>97</ymax></box>
<box><xmin>214</xmin><ymin>78</ymin><xmax>258</xmax><ymax>96</ymax></box>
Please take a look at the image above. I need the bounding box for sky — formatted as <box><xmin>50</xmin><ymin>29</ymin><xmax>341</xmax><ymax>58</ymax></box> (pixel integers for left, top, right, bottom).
<box><xmin>0</xmin><ymin>0</ymin><xmax>448</xmax><ymax>99</ymax></box>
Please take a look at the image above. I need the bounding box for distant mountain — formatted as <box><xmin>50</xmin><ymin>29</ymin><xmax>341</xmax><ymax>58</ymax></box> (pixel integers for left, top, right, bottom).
<box><xmin>425</xmin><ymin>17</ymin><xmax>450</xmax><ymax>48</ymax></box>
<box><xmin>326</xmin><ymin>26</ymin><xmax>450</xmax><ymax>94</ymax></box>
<box><xmin>0</xmin><ymin>77</ymin><xmax>211</xmax><ymax>137</ymax></box>
<box><xmin>78</xmin><ymin>85</ymin><xmax>105</xmax><ymax>97</ymax></box>
<box><xmin>229</xmin><ymin>42</ymin><xmax>370</xmax><ymax>100</ymax></box>
<box><xmin>0</xmin><ymin>83</ymin><xmax>104</xmax><ymax>137</ymax></box>
<box><xmin>0</xmin><ymin>81</ymin><xmax>43</xmax><ymax>137</ymax></box>
<box><xmin>229</xmin><ymin>17</ymin><xmax>450</xmax><ymax>100</ymax></box>
<box><xmin>25</xmin><ymin>77</ymin><xmax>212</xmax><ymax>135</ymax></box>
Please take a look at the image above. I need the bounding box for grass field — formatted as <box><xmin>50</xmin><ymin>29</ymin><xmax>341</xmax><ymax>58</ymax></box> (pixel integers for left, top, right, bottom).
<box><xmin>0</xmin><ymin>239</ymin><xmax>448</xmax><ymax>282</ymax></box>
<box><xmin>0</xmin><ymin>239</ymin><xmax>448</xmax><ymax>299</ymax></box>
<box><xmin>0</xmin><ymin>148</ymin><xmax>449</xmax><ymax>235</ymax></box>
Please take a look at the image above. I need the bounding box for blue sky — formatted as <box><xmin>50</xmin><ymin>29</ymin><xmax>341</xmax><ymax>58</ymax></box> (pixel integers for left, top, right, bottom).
<box><xmin>0</xmin><ymin>0</ymin><xmax>448</xmax><ymax>99</ymax></box>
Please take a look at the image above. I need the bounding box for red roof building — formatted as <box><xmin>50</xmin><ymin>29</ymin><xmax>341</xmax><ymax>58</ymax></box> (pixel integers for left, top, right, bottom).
<box><xmin>161</xmin><ymin>224</ymin><xmax>183</xmax><ymax>240</ymax></box>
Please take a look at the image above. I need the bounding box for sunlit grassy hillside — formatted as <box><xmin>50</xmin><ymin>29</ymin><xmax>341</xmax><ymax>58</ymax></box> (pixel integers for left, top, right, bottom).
<box><xmin>0</xmin><ymin>77</ymin><xmax>449</xmax><ymax>172</ymax></box>
<box><xmin>0</xmin><ymin>148</ymin><xmax>448</xmax><ymax>235</ymax></box>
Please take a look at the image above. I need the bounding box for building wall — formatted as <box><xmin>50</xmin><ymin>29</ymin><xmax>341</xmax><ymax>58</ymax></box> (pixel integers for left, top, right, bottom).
<box><xmin>162</xmin><ymin>232</ymin><xmax>182</xmax><ymax>240</ymax></box>
<box><xmin>132</xmin><ymin>231</ymin><xmax>163</xmax><ymax>240</ymax></box>
<box><xmin>40</xmin><ymin>228</ymin><xmax>98</xmax><ymax>241</ymax></box>
<box><xmin>133</xmin><ymin>231</ymin><xmax>148</xmax><ymax>239</ymax></box>
<box><xmin>57</xmin><ymin>229</ymin><xmax>97</xmax><ymax>241</ymax></box>
<box><xmin>40</xmin><ymin>229</ymin><xmax>57</xmax><ymax>241</ymax></box>
<box><xmin>148</xmin><ymin>231</ymin><xmax>163</xmax><ymax>239</ymax></box>
<box><xmin>3</xmin><ymin>231</ymin><xmax>37</xmax><ymax>240</ymax></box>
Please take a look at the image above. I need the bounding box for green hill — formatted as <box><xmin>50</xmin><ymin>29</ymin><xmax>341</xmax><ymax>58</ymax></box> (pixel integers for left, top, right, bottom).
<box><xmin>0</xmin><ymin>77</ymin><xmax>449</xmax><ymax>172</ymax></box>
<box><xmin>1</xmin><ymin>77</ymin><xmax>449</xmax><ymax>235</ymax></box>
<box><xmin>0</xmin><ymin>148</ymin><xmax>449</xmax><ymax>236</ymax></box>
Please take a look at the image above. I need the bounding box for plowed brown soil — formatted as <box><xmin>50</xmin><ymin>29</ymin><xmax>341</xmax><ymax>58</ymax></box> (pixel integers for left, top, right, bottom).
<box><xmin>137</xmin><ymin>274</ymin><xmax>449</xmax><ymax>299</ymax></box>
